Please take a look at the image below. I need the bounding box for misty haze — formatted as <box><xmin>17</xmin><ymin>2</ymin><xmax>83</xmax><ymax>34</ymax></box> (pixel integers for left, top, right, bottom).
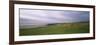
<box><xmin>19</xmin><ymin>8</ymin><xmax>90</xmax><ymax>36</ymax></box>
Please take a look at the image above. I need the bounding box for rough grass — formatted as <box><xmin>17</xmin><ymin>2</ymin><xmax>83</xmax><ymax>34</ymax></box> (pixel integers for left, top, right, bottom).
<box><xmin>19</xmin><ymin>23</ymin><xmax>89</xmax><ymax>36</ymax></box>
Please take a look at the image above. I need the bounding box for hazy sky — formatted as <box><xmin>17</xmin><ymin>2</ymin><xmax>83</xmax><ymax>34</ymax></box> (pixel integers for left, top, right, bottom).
<box><xmin>19</xmin><ymin>8</ymin><xmax>89</xmax><ymax>25</ymax></box>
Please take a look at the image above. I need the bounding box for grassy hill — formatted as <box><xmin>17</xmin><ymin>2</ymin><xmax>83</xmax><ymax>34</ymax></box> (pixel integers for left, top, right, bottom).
<box><xmin>19</xmin><ymin>22</ymin><xmax>89</xmax><ymax>36</ymax></box>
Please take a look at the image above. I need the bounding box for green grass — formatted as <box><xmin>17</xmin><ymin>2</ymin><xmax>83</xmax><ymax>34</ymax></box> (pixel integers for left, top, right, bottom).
<box><xmin>19</xmin><ymin>23</ymin><xmax>89</xmax><ymax>36</ymax></box>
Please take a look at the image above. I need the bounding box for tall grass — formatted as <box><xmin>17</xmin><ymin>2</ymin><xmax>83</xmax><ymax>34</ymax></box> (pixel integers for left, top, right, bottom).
<box><xmin>20</xmin><ymin>23</ymin><xmax>89</xmax><ymax>36</ymax></box>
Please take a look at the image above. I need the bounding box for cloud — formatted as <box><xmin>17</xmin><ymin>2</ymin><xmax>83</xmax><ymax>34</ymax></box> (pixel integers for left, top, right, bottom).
<box><xmin>20</xmin><ymin>8</ymin><xmax>89</xmax><ymax>26</ymax></box>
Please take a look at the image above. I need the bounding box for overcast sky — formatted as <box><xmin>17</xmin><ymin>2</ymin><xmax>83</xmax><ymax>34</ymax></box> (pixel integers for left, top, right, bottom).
<box><xmin>19</xmin><ymin>8</ymin><xmax>89</xmax><ymax>26</ymax></box>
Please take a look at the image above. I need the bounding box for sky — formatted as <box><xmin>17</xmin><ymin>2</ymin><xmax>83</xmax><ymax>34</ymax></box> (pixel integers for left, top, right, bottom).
<box><xmin>19</xmin><ymin>8</ymin><xmax>89</xmax><ymax>26</ymax></box>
